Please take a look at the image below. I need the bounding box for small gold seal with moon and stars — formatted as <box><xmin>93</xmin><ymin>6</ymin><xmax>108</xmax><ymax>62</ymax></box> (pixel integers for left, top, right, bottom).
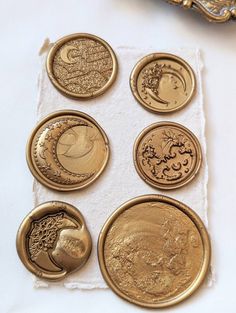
<box><xmin>98</xmin><ymin>194</ymin><xmax>211</xmax><ymax>308</ymax></box>
<box><xmin>133</xmin><ymin>121</ymin><xmax>202</xmax><ymax>190</ymax></box>
<box><xmin>26</xmin><ymin>110</ymin><xmax>110</xmax><ymax>191</ymax></box>
<box><xmin>46</xmin><ymin>33</ymin><xmax>118</xmax><ymax>99</ymax></box>
<box><xmin>16</xmin><ymin>201</ymin><xmax>92</xmax><ymax>281</ymax></box>
<box><xmin>130</xmin><ymin>53</ymin><xmax>196</xmax><ymax>113</ymax></box>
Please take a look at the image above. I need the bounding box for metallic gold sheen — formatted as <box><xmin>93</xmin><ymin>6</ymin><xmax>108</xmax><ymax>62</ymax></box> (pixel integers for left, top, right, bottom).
<box><xmin>26</xmin><ymin>110</ymin><xmax>110</xmax><ymax>191</ymax></box>
<box><xmin>16</xmin><ymin>201</ymin><xmax>92</xmax><ymax>281</ymax></box>
<box><xmin>46</xmin><ymin>33</ymin><xmax>118</xmax><ymax>99</ymax></box>
<box><xmin>133</xmin><ymin>122</ymin><xmax>202</xmax><ymax>190</ymax></box>
<box><xmin>166</xmin><ymin>0</ymin><xmax>236</xmax><ymax>22</ymax></box>
<box><xmin>98</xmin><ymin>195</ymin><xmax>211</xmax><ymax>308</ymax></box>
<box><xmin>130</xmin><ymin>53</ymin><xmax>196</xmax><ymax>114</ymax></box>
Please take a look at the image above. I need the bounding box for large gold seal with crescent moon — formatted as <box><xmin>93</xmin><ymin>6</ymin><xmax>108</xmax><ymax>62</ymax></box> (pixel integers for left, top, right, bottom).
<box><xmin>46</xmin><ymin>33</ymin><xmax>118</xmax><ymax>99</ymax></box>
<box><xmin>16</xmin><ymin>201</ymin><xmax>92</xmax><ymax>281</ymax></box>
<box><xmin>133</xmin><ymin>122</ymin><xmax>202</xmax><ymax>190</ymax></box>
<box><xmin>98</xmin><ymin>195</ymin><xmax>211</xmax><ymax>308</ymax></box>
<box><xmin>26</xmin><ymin>110</ymin><xmax>110</xmax><ymax>191</ymax></box>
<box><xmin>130</xmin><ymin>53</ymin><xmax>196</xmax><ymax>113</ymax></box>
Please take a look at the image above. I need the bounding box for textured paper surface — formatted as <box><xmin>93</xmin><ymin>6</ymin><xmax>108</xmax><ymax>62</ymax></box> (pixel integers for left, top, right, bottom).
<box><xmin>33</xmin><ymin>46</ymin><xmax>209</xmax><ymax>289</ymax></box>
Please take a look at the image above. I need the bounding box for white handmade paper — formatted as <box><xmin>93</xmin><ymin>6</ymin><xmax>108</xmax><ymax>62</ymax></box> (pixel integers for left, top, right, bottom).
<box><xmin>33</xmin><ymin>45</ymin><xmax>209</xmax><ymax>289</ymax></box>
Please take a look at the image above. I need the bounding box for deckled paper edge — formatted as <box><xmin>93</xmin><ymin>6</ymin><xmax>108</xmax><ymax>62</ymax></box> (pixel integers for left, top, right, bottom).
<box><xmin>196</xmin><ymin>49</ymin><xmax>209</xmax><ymax>228</ymax></box>
<box><xmin>33</xmin><ymin>276</ymin><xmax>108</xmax><ymax>290</ymax></box>
<box><xmin>195</xmin><ymin>49</ymin><xmax>215</xmax><ymax>287</ymax></box>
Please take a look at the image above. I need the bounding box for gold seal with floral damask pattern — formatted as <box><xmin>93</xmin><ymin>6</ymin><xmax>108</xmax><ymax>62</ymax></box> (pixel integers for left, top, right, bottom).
<box><xmin>133</xmin><ymin>122</ymin><xmax>202</xmax><ymax>190</ymax></box>
<box><xmin>26</xmin><ymin>110</ymin><xmax>109</xmax><ymax>191</ymax></box>
<box><xmin>46</xmin><ymin>33</ymin><xmax>118</xmax><ymax>99</ymax></box>
<box><xmin>130</xmin><ymin>53</ymin><xmax>196</xmax><ymax>114</ymax></box>
<box><xmin>98</xmin><ymin>195</ymin><xmax>211</xmax><ymax>308</ymax></box>
<box><xmin>16</xmin><ymin>201</ymin><xmax>92</xmax><ymax>281</ymax></box>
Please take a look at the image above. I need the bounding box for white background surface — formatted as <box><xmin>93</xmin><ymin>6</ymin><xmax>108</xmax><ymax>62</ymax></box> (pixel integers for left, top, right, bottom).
<box><xmin>0</xmin><ymin>1</ymin><xmax>236</xmax><ymax>312</ymax></box>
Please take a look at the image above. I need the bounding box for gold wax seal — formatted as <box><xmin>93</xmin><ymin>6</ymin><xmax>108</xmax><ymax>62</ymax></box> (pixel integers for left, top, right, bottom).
<box><xmin>16</xmin><ymin>201</ymin><xmax>92</xmax><ymax>281</ymax></box>
<box><xmin>130</xmin><ymin>53</ymin><xmax>196</xmax><ymax>113</ymax></box>
<box><xmin>46</xmin><ymin>33</ymin><xmax>118</xmax><ymax>99</ymax></box>
<box><xmin>134</xmin><ymin>121</ymin><xmax>202</xmax><ymax>190</ymax></box>
<box><xmin>26</xmin><ymin>110</ymin><xmax>109</xmax><ymax>191</ymax></box>
<box><xmin>98</xmin><ymin>195</ymin><xmax>211</xmax><ymax>308</ymax></box>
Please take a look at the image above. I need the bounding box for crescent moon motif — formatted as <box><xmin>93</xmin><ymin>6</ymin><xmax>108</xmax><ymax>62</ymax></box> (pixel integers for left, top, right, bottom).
<box><xmin>57</xmin><ymin>127</ymin><xmax>94</xmax><ymax>159</ymax></box>
<box><xmin>164</xmin><ymin>69</ymin><xmax>186</xmax><ymax>91</ymax></box>
<box><xmin>148</xmin><ymin>89</ymin><xmax>169</xmax><ymax>105</ymax></box>
<box><xmin>147</xmin><ymin>66</ymin><xmax>186</xmax><ymax>105</ymax></box>
<box><xmin>34</xmin><ymin>118</ymin><xmax>94</xmax><ymax>186</ymax></box>
<box><xmin>60</xmin><ymin>45</ymin><xmax>79</xmax><ymax>64</ymax></box>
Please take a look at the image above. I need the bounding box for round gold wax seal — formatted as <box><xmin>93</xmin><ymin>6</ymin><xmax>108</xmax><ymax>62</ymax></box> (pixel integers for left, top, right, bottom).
<box><xmin>134</xmin><ymin>121</ymin><xmax>202</xmax><ymax>190</ymax></box>
<box><xmin>16</xmin><ymin>201</ymin><xmax>92</xmax><ymax>281</ymax></box>
<box><xmin>130</xmin><ymin>53</ymin><xmax>196</xmax><ymax>113</ymax></box>
<box><xmin>46</xmin><ymin>33</ymin><xmax>118</xmax><ymax>99</ymax></box>
<box><xmin>98</xmin><ymin>195</ymin><xmax>211</xmax><ymax>308</ymax></box>
<box><xmin>26</xmin><ymin>110</ymin><xmax>109</xmax><ymax>191</ymax></box>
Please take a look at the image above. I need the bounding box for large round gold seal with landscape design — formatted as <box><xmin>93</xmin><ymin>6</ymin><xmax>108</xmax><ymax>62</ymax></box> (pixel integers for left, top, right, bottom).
<box><xmin>26</xmin><ymin>110</ymin><xmax>109</xmax><ymax>191</ymax></box>
<box><xmin>98</xmin><ymin>195</ymin><xmax>211</xmax><ymax>308</ymax></box>
<box><xmin>46</xmin><ymin>33</ymin><xmax>118</xmax><ymax>99</ymax></box>
<box><xmin>130</xmin><ymin>53</ymin><xmax>196</xmax><ymax>113</ymax></box>
<box><xmin>134</xmin><ymin>122</ymin><xmax>202</xmax><ymax>190</ymax></box>
<box><xmin>16</xmin><ymin>201</ymin><xmax>92</xmax><ymax>281</ymax></box>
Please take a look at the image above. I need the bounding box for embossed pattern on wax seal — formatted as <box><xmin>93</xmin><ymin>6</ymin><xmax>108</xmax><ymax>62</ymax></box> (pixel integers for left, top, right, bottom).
<box><xmin>98</xmin><ymin>195</ymin><xmax>211</xmax><ymax>308</ymax></box>
<box><xmin>133</xmin><ymin>122</ymin><xmax>202</xmax><ymax>190</ymax></box>
<box><xmin>46</xmin><ymin>33</ymin><xmax>118</xmax><ymax>99</ymax></box>
<box><xmin>130</xmin><ymin>53</ymin><xmax>196</xmax><ymax>113</ymax></box>
<box><xmin>26</xmin><ymin>110</ymin><xmax>110</xmax><ymax>191</ymax></box>
<box><xmin>16</xmin><ymin>201</ymin><xmax>92</xmax><ymax>281</ymax></box>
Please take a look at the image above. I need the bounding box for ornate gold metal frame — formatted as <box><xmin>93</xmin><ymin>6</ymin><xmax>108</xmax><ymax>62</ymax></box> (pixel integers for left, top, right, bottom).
<box><xmin>166</xmin><ymin>0</ymin><xmax>236</xmax><ymax>22</ymax></box>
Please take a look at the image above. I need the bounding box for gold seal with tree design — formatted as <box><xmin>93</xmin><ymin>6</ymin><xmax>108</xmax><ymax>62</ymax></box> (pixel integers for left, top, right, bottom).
<box><xmin>46</xmin><ymin>33</ymin><xmax>118</xmax><ymax>99</ymax></box>
<box><xmin>133</xmin><ymin>121</ymin><xmax>202</xmax><ymax>190</ymax></box>
<box><xmin>26</xmin><ymin>110</ymin><xmax>110</xmax><ymax>191</ymax></box>
<box><xmin>130</xmin><ymin>53</ymin><xmax>196</xmax><ymax>113</ymax></box>
<box><xmin>98</xmin><ymin>195</ymin><xmax>211</xmax><ymax>308</ymax></box>
<box><xmin>16</xmin><ymin>201</ymin><xmax>92</xmax><ymax>281</ymax></box>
